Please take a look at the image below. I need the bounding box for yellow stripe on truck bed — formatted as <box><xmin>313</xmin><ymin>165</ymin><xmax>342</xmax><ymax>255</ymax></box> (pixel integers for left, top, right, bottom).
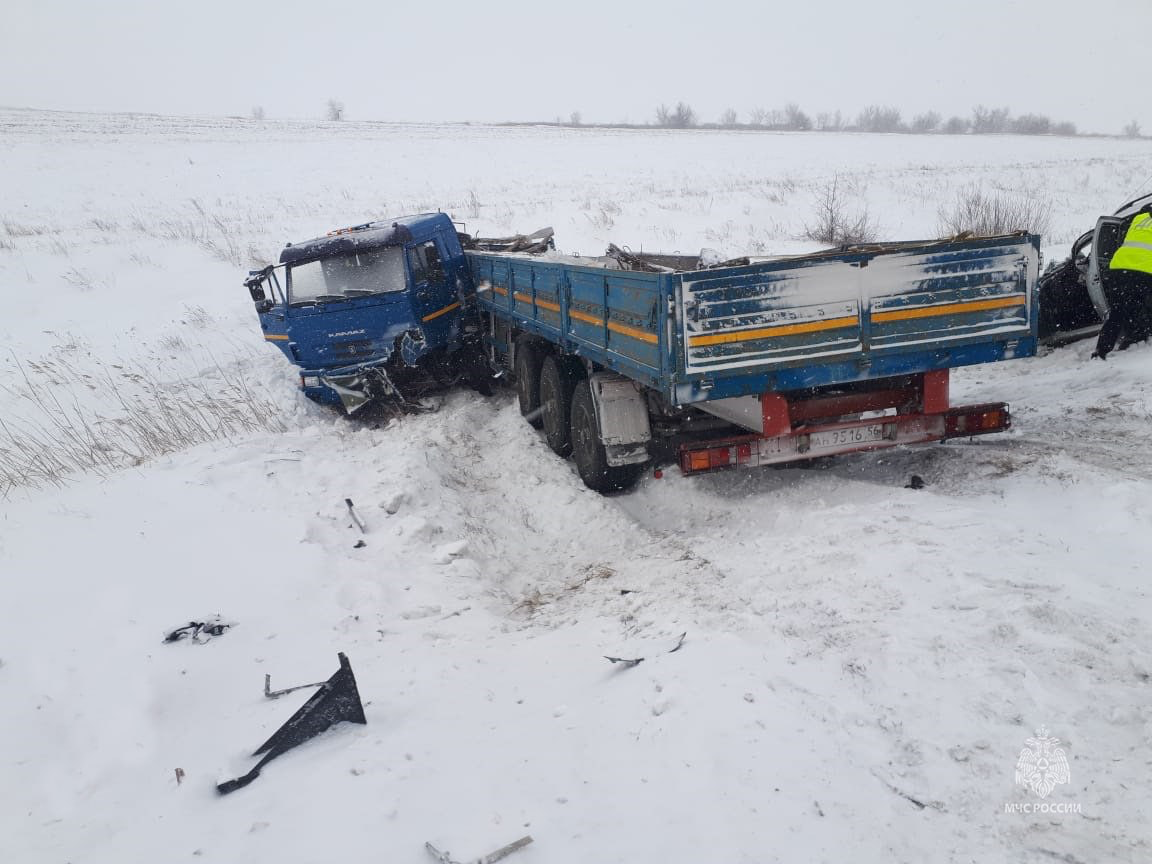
<box><xmin>569</xmin><ymin>308</ymin><xmax>658</xmax><ymax>344</ymax></box>
<box><xmin>689</xmin><ymin>315</ymin><xmax>859</xmax><ymax>347</ymax></box>
<box><xmin>871</xmin><ymin>295</ymin><xmax>1025</xmax><ymax>323</ymax></box>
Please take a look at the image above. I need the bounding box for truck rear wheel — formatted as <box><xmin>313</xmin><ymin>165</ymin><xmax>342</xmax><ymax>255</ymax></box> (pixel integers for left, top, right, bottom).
<box><xmin>514</xmin><ymin>339</ymin><xmax>546</xmax><ymax>428</ymax></box>
<box><xmin>570</xmin><ymin>380</ymin><xmax>644</xmax><ymax>493</ymax></box>
<box><xmin>540</xmin><ymin>355</ymin><xmax>583</xmax><ymax>456</ymax></box>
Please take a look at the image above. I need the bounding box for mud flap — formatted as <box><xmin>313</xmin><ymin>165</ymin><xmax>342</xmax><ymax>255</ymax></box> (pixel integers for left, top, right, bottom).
<box><xmin>589</xmin><ymin>373</ymin><xmax>651</xmax><ymax>467</ymax></box>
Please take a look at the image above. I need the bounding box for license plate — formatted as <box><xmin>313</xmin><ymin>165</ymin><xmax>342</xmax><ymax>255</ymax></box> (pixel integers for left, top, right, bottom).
<box><xmin>809</xmin><ymin>424</ymin><xmax>885</xmax><ymax>450</ymax></box>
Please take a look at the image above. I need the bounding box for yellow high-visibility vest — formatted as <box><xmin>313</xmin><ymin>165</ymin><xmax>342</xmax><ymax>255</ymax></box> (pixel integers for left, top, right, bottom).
<box><xmin>1110</xmin><ymin>212</ymin><xmax>1152</xmax><ymax>274</ymax></box>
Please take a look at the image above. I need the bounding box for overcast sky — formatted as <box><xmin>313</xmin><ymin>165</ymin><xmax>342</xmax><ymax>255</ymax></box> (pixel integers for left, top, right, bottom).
<box><xmin>1</xmin><ymin>0</ymin><xmax>1147</xmax><ymax>133</ymax></box>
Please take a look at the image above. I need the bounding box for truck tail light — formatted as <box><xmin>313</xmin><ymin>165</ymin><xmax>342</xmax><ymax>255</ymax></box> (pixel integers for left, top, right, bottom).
<box><xmin>682</xmin><ymin>443</ymin><xmax>753</xmax><ymax>474</ymax></box>
<box><xmin>685</xmin><ymin>450</ymin><xmax>711</xmax><ymax>473</ymax></box>
<box><xmin>944</xmin><ymin>405</ymin><xmax>1010</xmax><ymax>438</ymax></box>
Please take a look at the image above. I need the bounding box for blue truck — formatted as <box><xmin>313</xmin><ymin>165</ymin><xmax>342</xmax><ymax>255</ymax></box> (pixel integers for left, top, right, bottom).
<box><xmin>245</xmin><ymin>212</ymin><xmax>1039</xmax><ymax>491</ymax></box>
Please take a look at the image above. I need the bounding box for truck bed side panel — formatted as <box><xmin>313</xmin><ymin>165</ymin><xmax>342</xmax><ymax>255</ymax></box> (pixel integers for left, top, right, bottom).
<box><xmin>567</xmin><ymin>269</ymin><xmax>663</xmax><ymax>369</ymax></box>
<box><xmin>469</xmin><ymin>252</ymin><xmax>668</xmax><ymax>388</ymax></box>
<box><xmin>867</xmin><ymin>244</ymin><xmax>1032</xmax><ymax>351</ymax></box>
<box><xmin>678</xmin><ymin>236</ymin><xmax>1038</xmax><ymax>398</ymax></box>
<box><xmin>681</xmin><ymin>263</ymin><xmax>864</xmax><ymax>374</ymax></box>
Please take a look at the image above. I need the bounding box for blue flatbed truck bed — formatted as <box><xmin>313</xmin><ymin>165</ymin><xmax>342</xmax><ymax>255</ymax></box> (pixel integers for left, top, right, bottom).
<box><xmin>468</xmin><ymin>233</ymin><xmax>1038</xmax><ymax>489</ymax></box>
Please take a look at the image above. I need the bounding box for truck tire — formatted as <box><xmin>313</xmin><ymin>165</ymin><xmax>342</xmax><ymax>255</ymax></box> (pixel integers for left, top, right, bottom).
<box><xmin>570</xmin><ymin>380</ymin><xmax>644</xmax><ymax>493</ymax></box>
<box><xmin>514</xmin><ymin>339</ymin><xmax>546</xmax><ymax>428</ymax></box>
<box><xmin>539</xmin><ymin>354</ymin><xmax>584</xmax><ymax>456</ymax></box>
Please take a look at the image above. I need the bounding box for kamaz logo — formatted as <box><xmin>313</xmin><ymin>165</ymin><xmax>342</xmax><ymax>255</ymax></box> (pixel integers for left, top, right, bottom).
<box><xmin>328</xmin><ymin>329</ymin><xmax>367</xmax><ymax>338</ymax></box>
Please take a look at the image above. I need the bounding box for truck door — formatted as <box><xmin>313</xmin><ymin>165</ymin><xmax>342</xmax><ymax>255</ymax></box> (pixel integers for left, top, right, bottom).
<box><xmin>407</xmin><ymin>239</ymin><xmax>457</xmax><ymax>335</ymax></box>
<box><xmin>1087</xmin><ymin>216</ymin><xmax>1126</xmax><ymax>318</ymax></box>
<box><xmin>247</xmin><ymin>266</ymin><xmax>292</xmax><ymax>359</ymax></box>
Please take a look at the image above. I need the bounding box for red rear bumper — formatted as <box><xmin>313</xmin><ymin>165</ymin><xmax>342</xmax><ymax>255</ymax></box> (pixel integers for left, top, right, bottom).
<box><xmin>679</xmin><ymin>389</ymin><xmax>1010</xmax><ymax>476</ymax></box>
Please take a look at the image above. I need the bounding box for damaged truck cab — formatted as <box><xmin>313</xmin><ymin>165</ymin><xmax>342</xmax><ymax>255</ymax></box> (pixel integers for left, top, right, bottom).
<box><xmin>245</xmin><ymin>213</ymin><xmax>472</xmax><ymax>411</ymax></box>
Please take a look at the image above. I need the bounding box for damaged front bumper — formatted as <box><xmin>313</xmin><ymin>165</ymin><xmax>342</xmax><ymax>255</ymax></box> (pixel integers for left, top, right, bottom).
<box><xmin>298</xmin><ymin>358</ymin><xmax>398</xmax><ymax>413</ymax></box>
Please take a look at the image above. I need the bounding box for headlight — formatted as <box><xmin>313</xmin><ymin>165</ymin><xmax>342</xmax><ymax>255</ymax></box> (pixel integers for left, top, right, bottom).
<box><xmin>301</xmin><ymin>375</ymin><xmax>321</xmax><ymax>388</ymax></box>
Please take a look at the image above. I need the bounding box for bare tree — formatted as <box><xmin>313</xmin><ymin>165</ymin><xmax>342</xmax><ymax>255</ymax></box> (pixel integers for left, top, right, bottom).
<box><xmin>971</xmin><ymin>105</ymin><xmax>1010</xmax><ymax>134</ymax></box>
<box><xmin>747</xmin><ymin>104</ymin><xmax>811</xmax><ymax>131</ymax></box>
<box><xmin>1124</xmin><ymin>119</ymin><xmax>1142</xmax><ymax>138</ymax></box>
<box><xmin>1012</xmin><ymin>113</ymin><xmax>1052</xmax><ymax>135</ymax></box>
<box><xmin>803</xmin><ymin>174</ymin><xmax>880</xmax><ymax>245</ymax></box>
<box><xmin>815</xmin><ymin>110</ymin><xmax>844</xmax><ymax>132</ymax></box>
<box><xmin>942</xmin><ymin>115</ymin><xmax>970</xmax><ymax>135</ymax></box>
<box><xmin>326</xmin><ymin>99</ymin><xmax>345</xmax><ymax>121</ymax></box>
<box><xmin>1052</xmin><ymin>121</ymin><xmax>1077</xmax><ymax>136</ymax></box>
<box><xmin>719</xmin><ymin>108</ymin><xmax>739</xmax><ymax>127</ymax></box>
<box><xmin>783</xmin><ymin>103</ymin><xmax>811</xmax><ymax>131</ymax></box>
<box><xmin>762</xmin><ymin>109</ymin><xmax>787</xmax><ymax>128</ymax></box>
<box><xmin>656</xmin><ymin>101</ymin><xmax>697</xmax><ymax>128</ymax></box>
<box><xmin>856</xmin><ymin>105</ymin><xmax>903</xmax><ymax>133</ymax></box>
<box><xmin>251</xmin><ymin>105</ymin><xmax>266</xmax><ymax>122</ymax></box>
<box><xmin>910</xmin><ymin>111</ymin><xmax>941</xmax><ymax>133</ymax></box>
<box><xmin>569</xmin><ymin>111</ymin><xmax>582</xmax><ymax>127</ymax></box>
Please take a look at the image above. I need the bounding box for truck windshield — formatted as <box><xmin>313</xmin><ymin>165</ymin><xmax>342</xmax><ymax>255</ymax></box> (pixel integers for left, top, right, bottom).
<box><xmin>288</xmin><ymin>246</ymin><xmax>407</xmax><ymax>305</ymax></box>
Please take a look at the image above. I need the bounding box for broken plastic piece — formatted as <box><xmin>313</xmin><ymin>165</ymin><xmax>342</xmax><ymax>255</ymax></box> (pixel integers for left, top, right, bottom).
<box><xmin>217</xmin><ymin>652</ymin><xmax>366</xmax><ymax>795</ymax></box>
<box><xmin>163</xmin><ymin>615</ymin><xmax>234</xmax><ymax>644</ymax></box>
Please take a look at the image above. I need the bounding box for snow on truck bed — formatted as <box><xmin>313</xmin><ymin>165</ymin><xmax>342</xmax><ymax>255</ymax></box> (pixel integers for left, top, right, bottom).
<box><xmin>1</xmin><ymin>109</ymin><xmax>1151</xmax><ymax>863</ymax></box>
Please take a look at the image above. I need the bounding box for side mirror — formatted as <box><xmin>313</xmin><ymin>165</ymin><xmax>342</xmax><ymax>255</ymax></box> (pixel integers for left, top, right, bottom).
<box><xmin>244</xmin><ymin>266</ymin><xmax>272</xmax><ymax>302</ymax></box>
<box><xmin>254</xmin><ymin>298</ymin><xmax>274</xmax><ymax>314</ymax></box>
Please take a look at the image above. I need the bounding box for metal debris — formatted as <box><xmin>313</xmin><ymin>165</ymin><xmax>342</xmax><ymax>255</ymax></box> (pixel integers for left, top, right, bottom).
<box><xmin>425</xmin><ymin>834</ymin><xmax>534</xmax><ymax>864</ymax></box>
<box><xmin>604</xmin><ymin>631</ymin><xmax>687</xmax><ymax>668</ymax></box>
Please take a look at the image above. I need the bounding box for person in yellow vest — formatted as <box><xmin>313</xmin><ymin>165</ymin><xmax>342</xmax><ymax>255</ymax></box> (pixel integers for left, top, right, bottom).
<box><xmin>1094</xmin><ymin>204</ymin><xmax>1152</xmax><ymax>359</ymax></box>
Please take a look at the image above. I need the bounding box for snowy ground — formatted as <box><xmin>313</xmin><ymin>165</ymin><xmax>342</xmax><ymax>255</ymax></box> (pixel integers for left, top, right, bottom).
<box><xmin>2</xmin><ymin>109</ymin><xmax>1151</xmax><ymax>863</ymax></box>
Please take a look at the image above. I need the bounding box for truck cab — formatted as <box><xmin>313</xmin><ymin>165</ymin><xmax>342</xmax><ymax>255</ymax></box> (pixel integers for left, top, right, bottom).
<box><xmin>245</xmin><ymin>213</ymin><xmax>472</xmax><ymax>410</ymax></box>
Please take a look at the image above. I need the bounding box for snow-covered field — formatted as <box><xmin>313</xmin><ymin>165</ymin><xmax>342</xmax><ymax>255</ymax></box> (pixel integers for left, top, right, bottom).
<box><xmin>2</xmin><ymin>108</ymin><xmax>1150</xmax><ymax>863</ymax></box>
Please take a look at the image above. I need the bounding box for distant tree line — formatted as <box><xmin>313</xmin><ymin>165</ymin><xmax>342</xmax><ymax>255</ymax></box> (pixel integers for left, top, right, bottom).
<box><xmin>247</xmin><ymin>99</ymin><xmax>1141</xmax><ymax>138</ymax></box>
<box><xmin>609</xmin><ymin>102</ymin><xmax>1137</xmax><ymax>137</ymax></box>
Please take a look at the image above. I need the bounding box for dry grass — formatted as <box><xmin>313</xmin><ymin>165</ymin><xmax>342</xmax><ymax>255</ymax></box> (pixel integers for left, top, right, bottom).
<box><xmin>0</xmin><ymin>351</ymin><xmax>286</xmax><ymax>495</ymax></box>
<box><xmin>3</xmin><ymin>220</ymin><xmax>47</xmax><ymax>237</ymax></box>
<box><xmin>938</xmin><ymin>184</ymin><xmax>1052</xmax><ymax>237</ymax></box>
